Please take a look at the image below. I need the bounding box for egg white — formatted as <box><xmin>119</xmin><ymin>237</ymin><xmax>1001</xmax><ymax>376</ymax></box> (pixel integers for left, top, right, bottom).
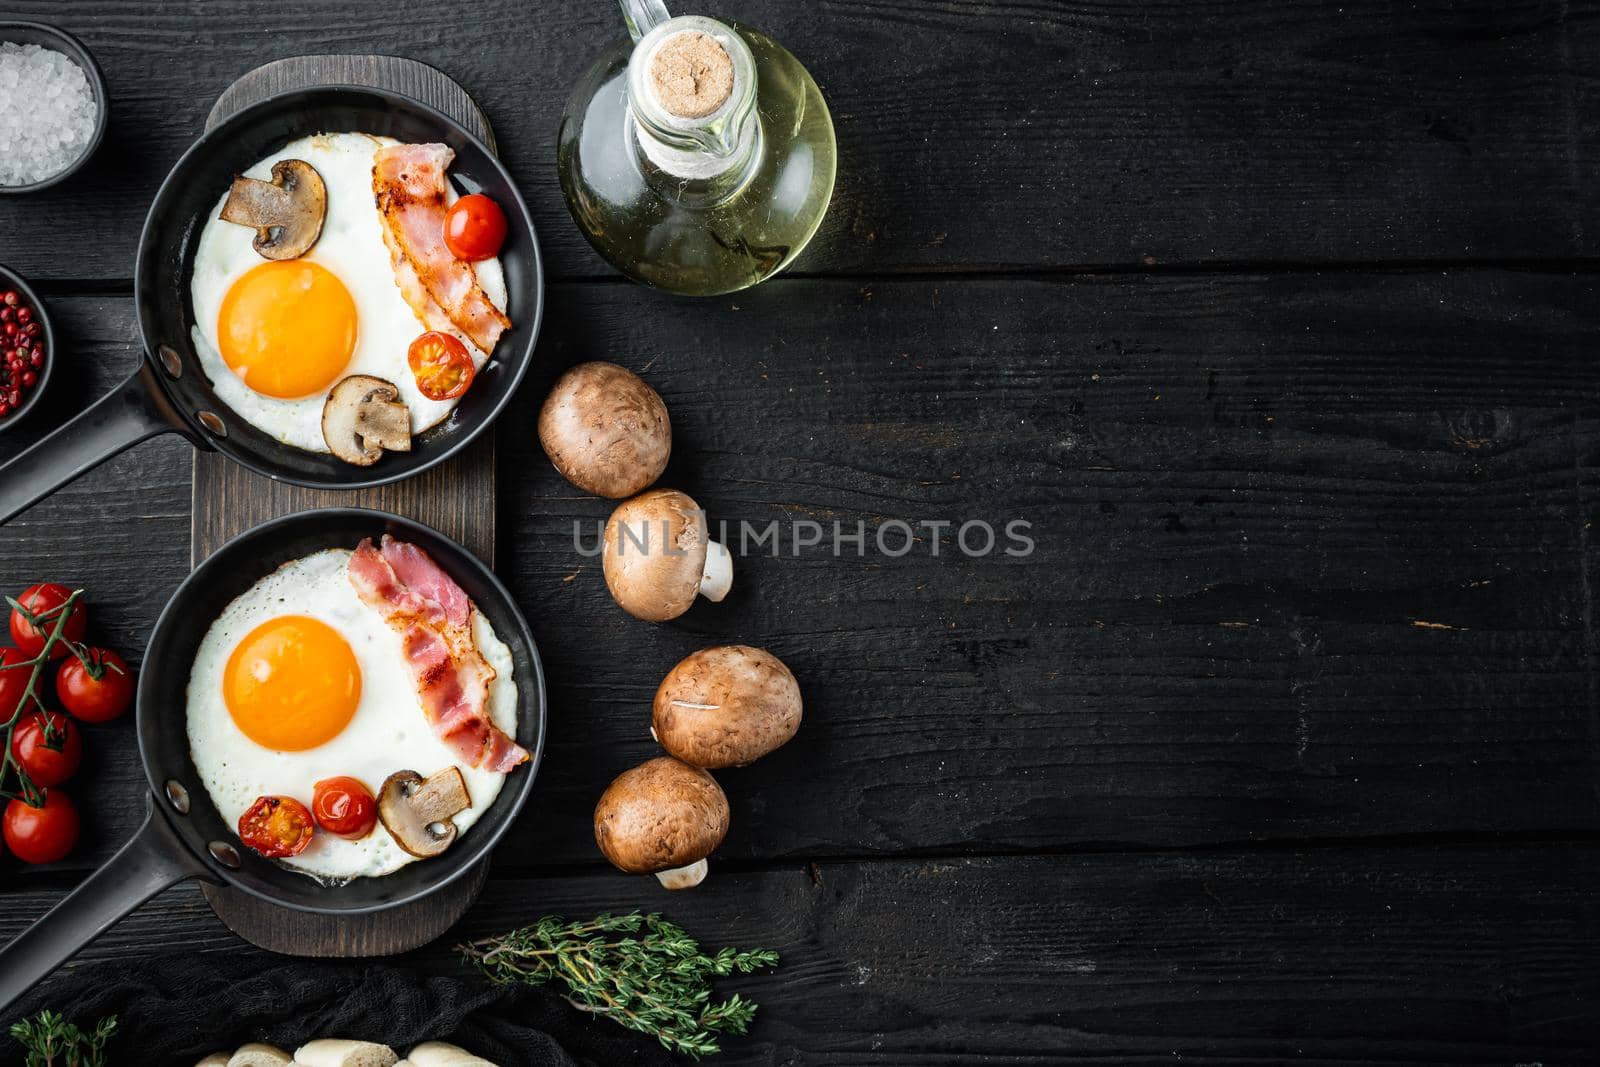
<box><xmin>184</xmin><ymin>548</ymin><xmax>519</xmax><ymax>882</ymax></box>
<box><xmin>188</xmin><ymin>132</ymin><xmax>508</xmax><ymax>454</ymax></box>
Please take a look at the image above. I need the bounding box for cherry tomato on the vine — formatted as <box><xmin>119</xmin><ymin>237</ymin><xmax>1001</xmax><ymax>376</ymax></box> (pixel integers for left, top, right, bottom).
<box><xmin>56</xmin><ymin>648</ymin><xmax>134</xmax><ymax>723</ymax></box>
<box><xmin>0</xmin><ymin>646</ymin><xmax>39</xmax><ymax>718</ymax></box>
<box><xmin>312</xmin><ymin>776</ymin><xmax>378</xmax><ymax>839</ymax></box>
<box><xmin>10</xmin><ymin>583</ymin><xmax>85</xmax><ymax>659</ymax></box>
<box><xmin>238</xmin><ymin>795</ymin><xmax>315</xmax><ymax>858</ymax></box>
<box><xmin>10</xmin><ymin>711</ymin><xmax>82</xmax><ymax>787</ymax></box>
<box><xmin>407</xmin><ymin>331</ymin><xmax>476</xmax><ymax>401</ymax></box>
<box><xmin>443</xmin><ymin>193</ymin><xmax>507</xmax><ymax>261</ymax></box>
<box><xmin>3</xmin><ymin>789</ymin><xmax>80</xmax><ymax>864</ymax></box>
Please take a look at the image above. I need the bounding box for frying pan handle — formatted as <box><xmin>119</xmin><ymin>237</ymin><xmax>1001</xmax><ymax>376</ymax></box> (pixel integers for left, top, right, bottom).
<box><xmin>0</xmin><ymin>796</ymin><xmax>214</xmax><ymax>1012</ymax></box>
<box><xmin>0</xmin><ymin>360</ymin><xmax>199</xmax><ymax>525</ymax></box>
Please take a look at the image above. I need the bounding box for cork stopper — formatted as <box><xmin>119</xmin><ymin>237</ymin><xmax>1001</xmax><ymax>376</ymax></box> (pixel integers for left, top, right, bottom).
<box><xmin>648</xmin><ymin>31</ymin><xmax>734</xmax><ymax>119</ymax></box>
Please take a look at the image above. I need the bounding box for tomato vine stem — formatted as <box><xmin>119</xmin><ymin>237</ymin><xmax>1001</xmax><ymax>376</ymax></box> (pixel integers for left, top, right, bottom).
<box><xmin>0</xmin><ymin>590</ymin><xmax>91</xmax><ymax>808</ymax></box>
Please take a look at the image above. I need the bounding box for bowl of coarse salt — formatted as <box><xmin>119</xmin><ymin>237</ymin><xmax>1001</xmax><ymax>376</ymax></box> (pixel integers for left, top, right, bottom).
<box><xmin>0</xmin><ymin>22</ymin><xmax>106</xmax><ymax>194</ymax></box>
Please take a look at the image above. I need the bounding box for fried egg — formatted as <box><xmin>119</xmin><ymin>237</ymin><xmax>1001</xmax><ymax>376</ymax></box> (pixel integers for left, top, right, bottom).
<box><xmin>188</xmin><ymin>132</ymin><xmax>507</xmax><ymax>453</ymax></box>
<box><xmin>184</xmin><ymin>548</ymin><xmax>518</xmax><ymax>881</ymax></box>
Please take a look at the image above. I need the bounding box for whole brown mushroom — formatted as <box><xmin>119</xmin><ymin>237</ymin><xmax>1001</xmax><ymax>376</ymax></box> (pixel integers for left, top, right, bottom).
<box><xmin>602</xmin><ymin>489</ymin><xmax>732</xmax><ymax>621</ymax></box>
<box><xmin>653</xmin><ymin>646</ymin><xmax>801</xmax><ymax>768</ymax></box>
<box><xmin>594</xmin><ymin>756</ymin><xmax>729</xmax><ymax>888</ymax></box>
<box><xmin>538</xmin><ymin>362</ymin><xmax>671</xmax><ymax>498</ymax></box>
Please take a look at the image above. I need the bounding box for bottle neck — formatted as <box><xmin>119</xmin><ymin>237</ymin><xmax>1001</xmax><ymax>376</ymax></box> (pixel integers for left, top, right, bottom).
<box><xmin>626</xmin><ymin>16</ymin><xmax>760</xmax><ymax>183</ymax></box>
<box><xmin>619</xmin><ymin>0</ymin><xmax>672</xmax><ymax>42</ymax></box>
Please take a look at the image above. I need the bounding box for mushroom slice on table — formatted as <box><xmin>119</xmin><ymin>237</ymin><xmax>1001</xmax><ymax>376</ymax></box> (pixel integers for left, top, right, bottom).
<box><xmin>322</xmin><ymin>375</ymin><xmax>412</xmax><ymax>466</ymax></box>
<box><xmin>653</xmin><ymin>645</ymin><xmax>802</xmax><ymax>768</ymax></box>
<box><xmin>220</xmin><ymin>158</ymin><xmax>328</xmax><ymax>260</ymax></box>
<box><xmin>538</xmin><ymin>361</ymin><xmax>671</xmax><ymax>498</ymax></box>
<box><xmin>405</xmin><ymin>1042</ymin><xmax>500</xmax><ymax>1066</ymax></box>
<box><xmin>293</xmin><ymin>1041</ymin><xmax>399</xmax><ymax>1067</ymax></box>
<box><xmin>594</xmin><ymin>756</ymin><xmax>729</xmax><ymax>888</ymax></box>
<box><xmin>602</xmin><ymin>489</ymin><xmax>732</xmax><ymax>622</ymax></box>
<box><xmin>227</xmin><ymin>1046</ymin><xmax>292</xmax><ymax>1067</ymax></box>
<box><xmin>377</xmin><ymin>767</ymin><xmax>472</xmax><ymax>859</ymax></box>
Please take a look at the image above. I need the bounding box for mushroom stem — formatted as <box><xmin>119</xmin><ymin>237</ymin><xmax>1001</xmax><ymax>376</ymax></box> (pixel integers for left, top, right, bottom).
<box><xmin>699</xmin><ymin>540</ymin><xmax>733</xmax><ymax>602</ymax></box>
<box><xmin>654</xmin><ymin>857</ymin><xmax>709</xmax><ymax>889</ymax></box>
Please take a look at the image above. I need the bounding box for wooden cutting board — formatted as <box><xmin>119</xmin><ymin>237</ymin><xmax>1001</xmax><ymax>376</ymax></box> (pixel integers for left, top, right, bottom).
<box><xmin>191</xmin><ymin>55</ymin><xmax>497</xmax><ymax>957</ymax></box>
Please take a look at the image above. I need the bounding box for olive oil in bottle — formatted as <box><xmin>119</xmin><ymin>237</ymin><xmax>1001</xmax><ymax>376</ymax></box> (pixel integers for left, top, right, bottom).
<box><xmin>558</xmin><ymin>1</ymin><xmax>836</xmax><ymax>296</ymax></box>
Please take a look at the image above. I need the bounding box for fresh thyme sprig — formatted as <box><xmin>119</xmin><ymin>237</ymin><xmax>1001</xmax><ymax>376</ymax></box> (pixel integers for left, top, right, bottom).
<box><xmin>8</xmin><ymin>1010</ymin><xmax>118</xmax><ymax>1067</ymax></box>
<box><xmin>0</xmin><ymin>589</ymin><xmax>96</xmax><ymax>807</ymax></box>
<box><xmin>459</xmin><ymin>912</ymin><xmax>779</xmax><ymax>1059</ymax></box>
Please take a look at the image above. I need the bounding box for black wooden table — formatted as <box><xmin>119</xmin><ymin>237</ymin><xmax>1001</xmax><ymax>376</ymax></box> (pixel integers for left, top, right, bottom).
<box><xmin>2</xmin><ymin>1</ymin><xmax>1598</xmax><ymax>1063</ymax></box>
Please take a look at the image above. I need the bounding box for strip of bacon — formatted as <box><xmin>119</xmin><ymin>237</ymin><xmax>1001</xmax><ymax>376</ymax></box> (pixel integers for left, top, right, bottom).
<box><xmin>388</xmin><ymin>248</ymin><xmax>460</xmax><ymax>340</ymax></box>
<box><xmin>373</xmin><ymin>143</ymin><xmax>511</xmax><ymax>355</ymax></box>
<box><xmin>348</xmin><ymin>537</ymin><xmax>529</xmax><ymax>773</ymax></box>
<box><xmin>347</xmin><ymin>539</ymin><xmax>447</xmax><ymax>630</ymax></box>
<box><xmin>381</xmin><ymin>536</ymin><xmax>471</xmax><ymax>629</ymax></box>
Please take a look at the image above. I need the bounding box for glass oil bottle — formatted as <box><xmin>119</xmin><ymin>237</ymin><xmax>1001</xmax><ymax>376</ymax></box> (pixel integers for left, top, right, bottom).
<box><xmin>558</xmin><ymin>0</ymin><xmax>837</xmax><ymax>296</ymax></box>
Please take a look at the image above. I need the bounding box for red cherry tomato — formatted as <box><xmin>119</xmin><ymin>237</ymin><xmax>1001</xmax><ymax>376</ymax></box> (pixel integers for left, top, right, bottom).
<box><xmin>238</xmin><ymin>795</ymin><xmax>315</xmax><ymax>858</ymax></box>
<box><xmin>56</xmin><ymin>648</ymin><xmax>134</xmax><ymax>723</ymax></box>
<box><xmin>10</xmin><ymin>711</ymin><xmax>82</xmax><ymax>787</ymax></box>
<box><xmin>443</xmin><ymin>193</ymin><xmax>508</xmax><ymax>261</ymax></box>
<box><xmin>312</xmin><ymin>776</ymin><xmax>378</xmax><ymax>839</ymax></box>
<box><xmin>0</xmin><ymin>646</ymin><xmax>39</xmax><ymax>718</ymax></box>
<box><xmin>10</xmin><ymin>584</ymin><xmax>85</xmax><ymax>659</ymax></box>
<box><xmin>3</xmin><ymin>790</ymin><xmax>80</xmax><ymax>864</ymax></box>
<box><xmin>407</xmin><ymin>331</ymin><xmax>477</xmax><ymax>401</ymax></box>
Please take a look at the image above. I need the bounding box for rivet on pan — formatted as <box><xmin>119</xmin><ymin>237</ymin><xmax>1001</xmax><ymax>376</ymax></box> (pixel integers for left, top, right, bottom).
<box><xmin>208</xmin><ymin>840</ymin><xmax>242</xmax><ymax>869</ymax></box>
<box><xmin>197</xmin><ymin>411</ymin><xmax>227</xmax><ymax>437</ymax></box>
<box><xmin>163</xmin><ymin>779</ymin><xmax>191</xmax><ymax>814</ymax></box>
<box><xmin>158</xmin><ymin>345</ymin><xmax>182</xmax><ymax>378</ymax></box>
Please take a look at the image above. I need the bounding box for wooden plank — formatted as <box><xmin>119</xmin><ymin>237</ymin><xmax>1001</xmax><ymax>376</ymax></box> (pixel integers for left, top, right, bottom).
<box><xmin>0</xmin><ymin>273</ymin><xmax>1594</xmax><ymax>878</ymax></box>
<box><xmin>185</xmin><ymin>53</ymin><xmax>499</xmax><ymax>956</ymax></box>
<box><xmin>5</xmin><ymin>0</ymin><xmax>1598</xmax><ymax>280</ymax></box>
<box><xmin>191</xmin><ymin>49</ymin><xmax>498</xmax><ymax>568</ymax></box>
<box><xmin>190</xmin><ymin>445</ymin><xmax>496</xmax><ymax>568</ymax></box>
<box><xmin>207</xmin><ymin>54</ymin><xmax>497</xmax><ymax>154</ymax></box>
<box><xmin>3</xmin><ymin>846</ymin><xmax>1597</xmax><ymax>1063</ymax></box>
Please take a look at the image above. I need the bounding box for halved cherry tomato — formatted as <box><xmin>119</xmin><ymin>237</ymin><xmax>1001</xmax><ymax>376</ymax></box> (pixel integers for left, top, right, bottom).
<box><xmin>407</xmin><ymin>331</ymin><xmax>476</xmax><ymax>401</ymax></box>
<box><xmin>312</xmin><ymin>776</ymin><xmax>378</xmax><ymax>839</ymax></box>
<box><xmin>4</xmin><ymin>789</ymin><xmax>80</xmax><ymax>864</ymax></box>
<box><xmin>11</xmin><ymin>711</ymin><xmax>81</xmax><ymax>787</ymax></box>
<box><xmin>11</xmin><ymin>583</ymin><xmax>85</xmax><ymax>659</ymax></box>
<box><xmin>56</xmin><ymin>648</ymin><xmax>134</xmax><ymax>723</ymax></box>
<box><xmin>0</xmin><ymin>646</ymin><xmax>38</xmax><ymax>718</ymax></box>
<box><xmin>443</xmin><ymin>193</ymin><xmax>507</xmax><ymax>261</ymax></box>
<box><xmin>238</xmin><ymin>795</ymin><xmax>315</xmax><ymax>858</ymax></box>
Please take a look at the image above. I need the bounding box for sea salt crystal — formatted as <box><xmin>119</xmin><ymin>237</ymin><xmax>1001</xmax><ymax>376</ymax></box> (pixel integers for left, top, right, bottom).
<box><xmin>0</xmin><ymin>42</ymin><xmax>98</xmax><ymax>187</ymax></box>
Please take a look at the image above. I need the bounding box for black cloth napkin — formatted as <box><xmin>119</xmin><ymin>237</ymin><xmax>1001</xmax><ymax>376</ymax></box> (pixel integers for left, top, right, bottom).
<box><xmin>6</xmin><ymin>953</ymin><xmax>675</xmax><ymax>1067</ymax></box>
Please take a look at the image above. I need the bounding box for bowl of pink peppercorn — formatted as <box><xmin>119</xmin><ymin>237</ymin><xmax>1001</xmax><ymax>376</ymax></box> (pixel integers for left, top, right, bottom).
<box><xmin>0</xmin><ymin>264</ymin><xmax>52</xmax><ymax>427</ymax></box>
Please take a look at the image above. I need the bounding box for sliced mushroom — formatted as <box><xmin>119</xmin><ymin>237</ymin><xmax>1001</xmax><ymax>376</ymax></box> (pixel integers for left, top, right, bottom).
<box><xmin>406</xmin><ymin>1043</ymin><xmax>499</xmax><ymax>1067</ymax></box>
<box><xmin>377</xmin><ymin>768</ymin><xmax>472</xmax><ymax>859</ymax></box>
<box><xmin>220</xmin><ymin>158</ymin><xmax>328</xmax><ymax>260</ymax></box>
<box><xmin>594</xmin><ymin>756</ymin><xmax>729</xmax><ymax>888</ymax></box>
<box><xmin>226</xmin><ymin>1046</ymin><xmax>292</xmax><ymax>1067</ymax></box>
<box><xmin>322</xmin><ymin>375</ymin><xmax>412</xmax><ymax>466</ymax></box>
<box><xmin>293</xmin><ymin>1042</ymin><xmax>399</xmax><ymax>1067</ymax></box>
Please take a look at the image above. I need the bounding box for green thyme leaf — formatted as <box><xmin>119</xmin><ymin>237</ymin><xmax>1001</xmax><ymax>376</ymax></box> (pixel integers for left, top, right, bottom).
<box><xmin>8</xmin><ymin>1010</ymin><xmax>118</xmax><ymax>1067</ymax></box>
<box><xmin>459</xmin><ymin>912</ymin><xmax>778</xmax><ymax>1059</ymax></box>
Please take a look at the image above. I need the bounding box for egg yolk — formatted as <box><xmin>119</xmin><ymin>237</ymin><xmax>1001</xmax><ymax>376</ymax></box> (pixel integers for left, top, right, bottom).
<box><xmin>217</xmin><ymin>260</ymin><xmax>357</xmax><ymax>399</ymax></box>
<box><xmin>223</xmin><ymin>615</ymin><xmax>361</xmax><ymax>751</ymax></box>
